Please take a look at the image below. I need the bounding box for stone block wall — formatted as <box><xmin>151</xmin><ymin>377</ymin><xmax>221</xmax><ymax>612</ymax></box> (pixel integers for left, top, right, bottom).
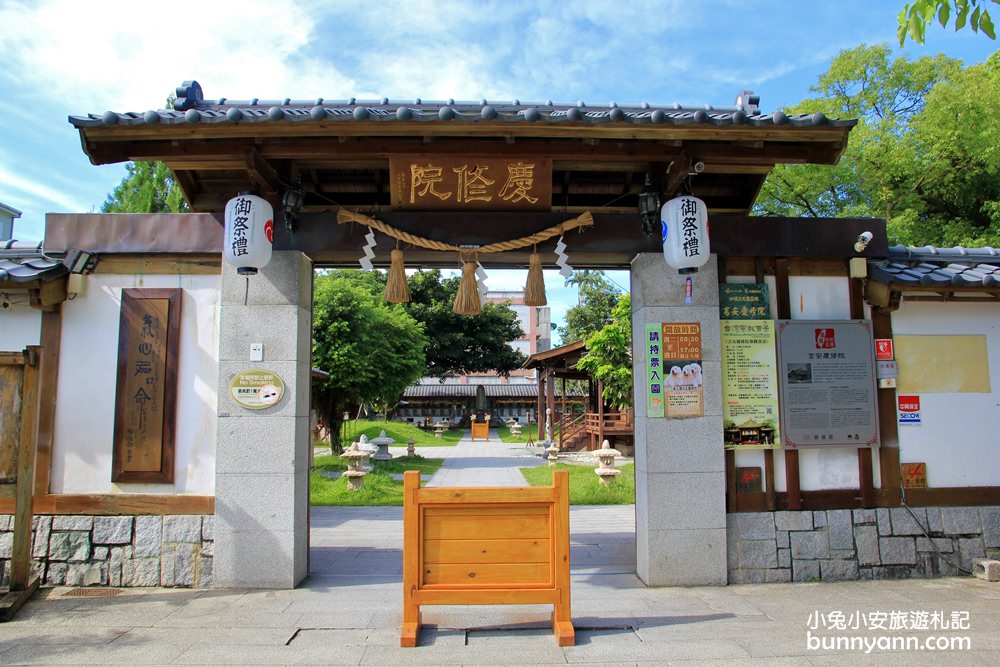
<box><xmin>728</xmin><ymin>506</ymin><xmax>1000</xmax><ymax>583</ymax></box>
<box><xmin>0</xmin><ymin>514</ymin><xmax>213</xmax><ymax>588</ymax></box>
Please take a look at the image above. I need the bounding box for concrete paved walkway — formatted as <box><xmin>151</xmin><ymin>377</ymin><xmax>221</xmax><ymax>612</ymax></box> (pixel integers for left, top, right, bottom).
<box><xmin>3</xmin><ymin>437</ymin><xmax>999</xmax><ymax>664</ymax></box>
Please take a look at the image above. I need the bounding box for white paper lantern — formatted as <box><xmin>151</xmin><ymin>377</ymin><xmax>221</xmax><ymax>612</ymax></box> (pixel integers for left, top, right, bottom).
<box><xmin>661</xmin><ymin>195</ymin><xmax>710</xmax><ymax>274</ymax></box>
<box><xmin>224</xmin><ymin>194</ymin><xmax>274</xmax><ymax>275</ymax></box>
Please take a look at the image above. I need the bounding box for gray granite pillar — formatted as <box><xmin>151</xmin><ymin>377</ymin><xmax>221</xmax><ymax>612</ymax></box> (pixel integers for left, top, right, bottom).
<box><xmin>214</xmin><ymin>252</ymin><xmax>313</xmax><ymax>588</ymax></box>
<box><xmin>630</xmin><ymin>253</ymin><xmax>727</xmax><ymax>585</ymax></box>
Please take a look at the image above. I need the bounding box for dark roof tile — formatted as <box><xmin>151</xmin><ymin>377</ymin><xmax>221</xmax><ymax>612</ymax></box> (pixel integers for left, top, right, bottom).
<box><xmin>869</xmin><ymin>245</ymin><xmax>1000</xmax><ymax>288</ymax></box>
<box><xmin>70</xmin><ymin>80</ymin><xmax>856</xmax><ymax>132</ymax></box>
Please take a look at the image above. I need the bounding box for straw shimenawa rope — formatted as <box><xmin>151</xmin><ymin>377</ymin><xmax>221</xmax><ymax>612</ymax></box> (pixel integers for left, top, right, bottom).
<box><xmin>336</xmin><ymin>209</ymin><xmax>593</xmax><ymax>253</ymax></box>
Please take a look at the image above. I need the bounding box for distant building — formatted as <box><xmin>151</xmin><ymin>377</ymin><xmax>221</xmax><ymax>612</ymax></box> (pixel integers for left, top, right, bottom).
<box><xmin>0</xmin><ymin>202</ymin><xmax>22</xmax><ymax>241</ymax></box>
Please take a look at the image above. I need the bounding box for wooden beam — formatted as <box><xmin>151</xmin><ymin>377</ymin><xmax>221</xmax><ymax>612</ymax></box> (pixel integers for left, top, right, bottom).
<box><xmin>81</xmin><ymin>120</ymin><xmax>853</xmax><ymax>146</ymax></box>
<box><xmin>0</xmin><ymin>494</ymin><xmax>215</xmax><ymax>516</ymax></box>
<box><xmin>290</xmin><ymin>212</ymin><xmax>888</xmax><ymax>268</ymax></box>
<box><xmin>663</xmin><ymin>152</ymin><xmax>691</xmax><ymax>196</ymax></box>
<box><xmin>29</xmin><ymin>277</ymin><xmax>67</xmax><ymax>310</ymax></box>
<box><xmin>245</xmin><ymin>147</ymin><xmax>282</xmax><ymax>196</ymax></box>
<box><xmin>893</xmin><ymin>486</ymin><xmax>1000</xmax><ymax>507</ymax></box>
<box><xmin>94</xmin><ymin>255</ymin><xmax>221</xmax><ymax>275</ymax></box>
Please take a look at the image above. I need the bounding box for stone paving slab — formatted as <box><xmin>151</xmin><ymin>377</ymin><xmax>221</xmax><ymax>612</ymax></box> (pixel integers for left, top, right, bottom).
<box><xmin>3</xmin><ymin>443</ymin><xmax>999</xmax><ymax>664</ymax></box>
<box><xmin>3</xmin><ymin>568</ymin><xmax>1000</xmax><ymax>663</ymax></box>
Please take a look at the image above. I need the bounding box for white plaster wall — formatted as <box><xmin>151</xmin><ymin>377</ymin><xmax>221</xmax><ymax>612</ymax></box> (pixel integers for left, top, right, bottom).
<box><xmin>788</xmin><ymin>275</ymin><xmax>851</xmax><ymax>320</ymax></box>
<box><xmin>50</xmin><ymin>274</ymin><xmax>220</xmax><ymax>494</ymax></box>
<box><xmin>890</xmin><ymin>300</ymin><xmax>1000</xmax><ymax>487</ymax></box>
<box><xmin>0</xmin><ymin>301</ymin><xmax>41</xmax><ymax>349</ymax></box>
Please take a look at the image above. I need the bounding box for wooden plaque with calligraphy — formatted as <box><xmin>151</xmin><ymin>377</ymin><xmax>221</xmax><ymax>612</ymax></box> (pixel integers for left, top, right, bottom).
<box><xmin>112</xmin><ymin>289</ymin><xmax>181</xmax><ymax>483</ymax></box>
<box><xmin>389</xmin><ymin>156</ymin><xmax>552</xmax><ymax>211</ymax></box>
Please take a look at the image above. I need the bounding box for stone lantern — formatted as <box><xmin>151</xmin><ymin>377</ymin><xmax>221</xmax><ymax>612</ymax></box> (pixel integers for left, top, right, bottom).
<box><xmin>370</xmin><ymin>429</ymin><xmax>395</xmax><ymax>461</ymax></box>
<box><xmin>594</xmin><ymin>439</ymin><xmax>622</xmax><ymax>485</ymax></box>
<box><xmin>340</xmin><ymin>441</ymin><xmax>373</xmax><ymax>490</ymax></box>
<box><xmin>406</xmin><ymin>438</ymin><xmax>416</xmax><ymax>457</ymax></box>
<box><xmin>546</xmin><ymin>441</ymin><xmax>560</xmax><ymax>466</ymax></box>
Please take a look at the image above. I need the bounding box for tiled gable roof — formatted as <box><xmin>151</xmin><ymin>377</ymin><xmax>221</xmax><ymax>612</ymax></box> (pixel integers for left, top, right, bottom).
<box><xmin>869</xmin><ymin>245</ymin><xmax>1000</xmax><ymax>288</ymax></box>
<box><xmin>69</xmin><ymin>81</ymin><xmax>855</xmax><ymax>131</ymax></box>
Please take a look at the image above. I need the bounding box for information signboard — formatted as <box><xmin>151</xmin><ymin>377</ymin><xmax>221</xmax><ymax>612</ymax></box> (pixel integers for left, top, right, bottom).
<box><xmin>776</xmin><ymin>320</ymin><xmax>879</xmax><ymax>448</ymax></box>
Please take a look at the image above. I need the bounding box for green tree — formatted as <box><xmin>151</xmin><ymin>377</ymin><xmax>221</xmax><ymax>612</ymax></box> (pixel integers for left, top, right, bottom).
<box><xmin>403</xmin><ymin>269</ymin><xmax>526</xmax><ymax>377</ymax></box>
<box><xmin>753</xmin><ymin>44</ymin><xmax>1000</xmax><ymax>247</ymax></box>
<box><xmin>559</xmin><ymin>270</ymin><xmax>623</xmax><ymax>344</ymax></box>
<box><xmin>577</xmin><ymin>294</ymin><xmax>633</xmax><ymax>410</ymax></box>
<box><xmin>312</xmin><ymin>271</ymin><xmax>427</xmax><ymax>452</ymax></box>
<box><xmin>896</xmin><ymin>51</ymin><xmax>1000</xmax><ymax>245</ymax></box>
<box><xmin>898</xmin><ymin>0</ymin><xmax>997</xmax><ymax>45</ymax></box>
<box><xmin>101</xmin><ymin>161</ymin><xmax>189</xmax><ymax>213</ymax></box>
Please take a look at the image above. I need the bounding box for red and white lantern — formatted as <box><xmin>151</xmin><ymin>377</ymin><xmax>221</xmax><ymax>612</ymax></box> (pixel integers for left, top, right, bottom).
<box><xmin>224</xmin><ymin>193</ymin><xmax>273</xmax><ymax>275</ymax></box>
<box><xmin>661</xmin><ymin>195</ymin><xmax>710</xmax><ymax>274</ymax></box>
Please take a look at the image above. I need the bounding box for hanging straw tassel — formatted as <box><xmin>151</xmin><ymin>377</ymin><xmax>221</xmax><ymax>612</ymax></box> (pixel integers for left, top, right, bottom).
<box><xmin>453</xmin><ymin>261</ymin><xmax>482</xmax><ymax>315</ymax></box>
<box><xmin>384</xmin><ymin>248</ymin><xmax>410</xmax><ymax>303</ymax></box>
<box><xmin>523</xmin><ymin>251</ymin><xmax>547</xmax><ymax>306</ymax></box>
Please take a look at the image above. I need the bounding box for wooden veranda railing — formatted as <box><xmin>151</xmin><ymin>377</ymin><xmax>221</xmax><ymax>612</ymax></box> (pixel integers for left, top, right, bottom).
<box><xmin>556</xmin><ymin>412</ymin><xmax>586</xmax><ymax>450</ymax></box>
<box><xmin>584</xmin><ymin>410</ymin><xmax>634</xmax><ymax>450</ymax></box>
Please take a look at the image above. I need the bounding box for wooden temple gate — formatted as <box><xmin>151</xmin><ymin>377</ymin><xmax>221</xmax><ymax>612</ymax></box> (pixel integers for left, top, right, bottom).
<box><xmin>67</xmin><ymin>80</ymin><xmax>894</xmax><ymax>589</ymax></box>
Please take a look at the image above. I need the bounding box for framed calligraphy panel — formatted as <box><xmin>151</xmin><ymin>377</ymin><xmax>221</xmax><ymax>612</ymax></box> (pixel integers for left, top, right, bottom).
<box><xmin>112</xmin><ymin>289</ymin><xmax>181</xmax><ymax>483</ymax></box>
<box><xmin>389</xmin><ymin>156</ymin><xmax>552</xmax><ymax>211</ymax></box>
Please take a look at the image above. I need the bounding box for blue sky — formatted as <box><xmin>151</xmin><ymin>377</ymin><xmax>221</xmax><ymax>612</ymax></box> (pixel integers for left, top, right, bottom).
<box><xmin>0</xmin><ymin>0</ymin><xmax>996</xmax><ymax>338</ymax></box>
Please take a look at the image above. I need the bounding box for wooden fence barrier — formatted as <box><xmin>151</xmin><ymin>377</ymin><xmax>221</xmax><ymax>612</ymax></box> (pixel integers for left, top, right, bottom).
<box><xmin>470</xmin><ymin>421</ymin><xmax>489</xmax><ymax>441</ymax></box>
<box><xmin>401</xmin><ymin>470</ymin><xmax>574</xmax><ymax>647</ymax></box>
<box><xmin>0</xmin><ymin>347</ymin><xmax>42</xmax><ymax>620</ymax></box>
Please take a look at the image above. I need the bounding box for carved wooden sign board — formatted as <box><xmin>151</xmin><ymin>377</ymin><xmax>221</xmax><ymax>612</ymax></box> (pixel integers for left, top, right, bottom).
<box><xmin>389</xmin><ymin>156</ymin><xmax>552</xmax><ymax>211</ymax></box>
<box><xmin>112</xmin><ymin>289</ymin><xmax>180</xmax><ymax>484</ymax></box>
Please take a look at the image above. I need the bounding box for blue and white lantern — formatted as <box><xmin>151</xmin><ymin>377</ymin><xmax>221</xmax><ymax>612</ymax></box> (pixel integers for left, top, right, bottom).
<box><xmin>224</xmin><ymin>193</ymin><xmax>273</xmax><ymax>275</ymax></box>
<box><xmin>661</xmin><ymin>195</ymin><xmax>710</xmax><ymax>274</ymax></box>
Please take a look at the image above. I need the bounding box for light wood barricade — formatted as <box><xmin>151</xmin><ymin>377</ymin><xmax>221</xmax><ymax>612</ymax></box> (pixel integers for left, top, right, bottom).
<box><xmin>470</xmin><ymin>421</ymin><xmax>489</xmax><ymax>441</ymax></box>
<box><xmin>401</xmin><ymin>470</ymin><xmax>574</xmax><ymax>647</ymax></box>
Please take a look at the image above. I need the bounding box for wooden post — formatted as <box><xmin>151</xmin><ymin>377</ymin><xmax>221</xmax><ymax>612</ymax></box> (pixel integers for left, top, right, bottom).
<box><xmin>849</xmin><ymin>268</ymin><xmax>875</xmax><ymax>508</ymax></box>
<box><xmin>774</xmin><ymin>259</ymin><xmax>801</xmax><ymax>509</ymax></box>
<box><xmin>545</xmin><ymin>369</ymin><xmax>556</xmax><ymax>441</ymax></box>
<box><xmin>755</xmin><ymin>257</ymin><xmax>777</xmax><ymax>511</ymax></box>
<box><xmin>11</xmin><ymin>347</ymin><xmax>40</xmax><ymax>590</ymax></box>
<box><xmin>597</xmin><ymin>379</ymin><xmax>605</xmax><ymax>448</ymax></box>
<box><xmin>551</xmin><ymin>470</ymin><xmax>574</xmax><ymax>647</ymax></box>
<box><xmin>725</xmin><ymin>449</ymin><xmax>737</xmax><ymax>512</ymax></box>
<box><xmin>536</xmin><ymin>372</ymin><xmax>546</xmax><ymax>442</ymax></box>
<box><xmin>873</xmin><ymin>307</ymin><xmax>901</xmax><ymax>505</ymax></box>
<box><xmin>1</xmin><ymin>346</ymin><xmax>42</xmax><ymax>621</ymax></box>
<box><xmin>559</xmin><ymin>377</ymin><xmax>567</xmax><ymax>449</ymax></box>
<box><xmin>401</xmin><ymin>471</ymin><xmax>421</xmax><ymax>647</ymax></box>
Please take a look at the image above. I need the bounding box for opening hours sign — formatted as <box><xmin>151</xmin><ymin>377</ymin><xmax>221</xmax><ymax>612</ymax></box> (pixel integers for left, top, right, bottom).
<box><xmin>645</xmin><ymin>323</ymin><xmax>704</xmax><ymax>418</ymax></box>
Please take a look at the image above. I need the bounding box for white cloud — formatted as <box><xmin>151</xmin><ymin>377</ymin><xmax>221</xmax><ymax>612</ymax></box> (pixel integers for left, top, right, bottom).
<box><xmin>0</xmin><ymin>161</ymin><xmax>87</xmax><ymax>212</ymax></box>
<box><xmin>0</xmin><ymin>0</ymin><xmax>358</xmax><ymax>110</ymax></box>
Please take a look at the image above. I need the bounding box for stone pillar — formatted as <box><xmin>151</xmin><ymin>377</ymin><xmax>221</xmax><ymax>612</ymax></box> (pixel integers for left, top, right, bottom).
<box><xmin>630</xmin><ymin>253</ymin><xmax>726</xmax><ymax>586</ymax></box>
<box><xmin>214</xmin><ymin>252</ymin><xmax>313</xmax><ymax>588</ymax></box>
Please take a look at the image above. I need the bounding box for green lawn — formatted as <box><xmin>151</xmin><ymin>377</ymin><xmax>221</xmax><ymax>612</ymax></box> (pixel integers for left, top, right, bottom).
<box><xmin>310</xmin><ymin>455</ymin><xmax>444</xmax><ymax>506</ymax></box>
<box><xmin>335</xmin><ymin>420</ymin><xmax>463</xmax><ymax>448</ymax></box>
<box><xmin>520</xmin><ymin>462</ymin><xmax>635</xmax><ymax>505</ymax></box>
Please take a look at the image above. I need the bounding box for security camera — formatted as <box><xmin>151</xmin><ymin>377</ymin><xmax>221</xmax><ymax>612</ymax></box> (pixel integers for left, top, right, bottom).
<box><xmin>854</xmin><ymin>231</ymin><xmax>873</xmax><ymax>253</ymax></box>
